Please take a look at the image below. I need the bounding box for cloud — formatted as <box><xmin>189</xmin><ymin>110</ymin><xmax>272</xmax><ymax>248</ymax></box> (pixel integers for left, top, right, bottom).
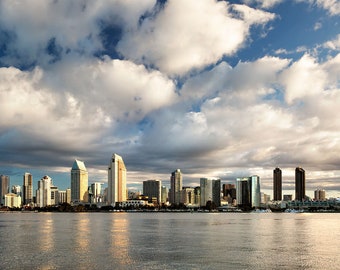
<box><xmin>323</xmin><ymin>34</ymin><xmax>340</xmax><ymax>50</ymax></box>
<box><xmin>296</xmin><ymin>0</ymin><xmax>340</xmax><ymax>16</ymax></box>
<box><xmin>0</xmin><ymin>57</ymin><xmax>177</xmax><ymax>167</ymax></box>
<box><xmin>242</xmin><ymin>0</ymin><xmax>284</xmax><ymax>9</ymax></box>
<box><xmin>0</xmin><ymin>0</ymin><xmax>156</xmax><ymax>67</ymax></box>
<box><xmin>117</xmin><ymin>0</ymin><xmax>275</xmax><ymax>76</ymax></box>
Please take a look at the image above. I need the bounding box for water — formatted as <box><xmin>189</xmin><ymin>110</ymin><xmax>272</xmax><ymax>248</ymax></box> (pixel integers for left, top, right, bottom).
<box><xmin>0</xmin><ymin>212</ymin><xmax>339</xmax><ymax>269</ymax></box>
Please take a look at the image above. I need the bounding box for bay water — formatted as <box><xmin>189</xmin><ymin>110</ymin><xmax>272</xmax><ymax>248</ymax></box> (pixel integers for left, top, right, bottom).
<box><xmin>0</xmin><ymin>212</ymin><xmax>339</xmax><ymax>269</ymax></box>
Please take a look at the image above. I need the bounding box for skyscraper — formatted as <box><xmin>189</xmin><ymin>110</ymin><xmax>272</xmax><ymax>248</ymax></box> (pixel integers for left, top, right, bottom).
<box><xmin>170</xmin><ymin>169</ymin><xmax>182</xmax><ymax>205</ymax></box>
<box><xmin>250</xmin><ymin>175</ymin><xmax>261</xmax><ymax>208</ymax></box>
<box><xmin>36</xmin><ymin>175</ymin><xmax>52</xmax><ymax>207</ymax></box>
<box><xmin>23</xmin><ymin>172</ymin><xmax>33</xmax><ymax>205</ymax></box>
<box><xmin>0</xmin><ymin>175</ymin><xmax>10</xmax><ymax>205</ymax></box>
<box><xmin>236</xmin><ymin>177</ymin><xmax>251</xmax><ymax>209</ymax></box>
<box><xmin>295</xmin><ymin>167</ymin><xmax>305</xmax><ymax>201</ymax></box>
<box><xmin>71</xmin><ymin>160</ymin><xmax>88</xmax><ymax>203</ymax></box>
<box><xmin>200</xmin><ymin>178</ymin><xmax>221</xmax><ymax>207</ymax></box>
<box><xmin>143</xmin><ymin>180</ymin><xmax>161</xmax><ymax>204</ymax></box>
<box><xmin>273</xmin><ymin>167</ymin><xmax>282</xmax><ymax>201</ymax></box>
<box><xmin>108</xmin><ymin>154</ymin><xmax>127</xmax><ymax>206</ymax></box>
<box><xmin>222</xmin><ymin>183</ymin><xmax>236</xmax><ymax>204</ymax></box>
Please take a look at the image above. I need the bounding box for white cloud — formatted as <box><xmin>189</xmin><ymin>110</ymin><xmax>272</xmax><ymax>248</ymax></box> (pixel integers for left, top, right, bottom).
<box><xmin>242</xmin><ymin>0</ymin><xmax>284</xmax><ymax>9</ymax></box>
<box><xmin>280</xmin><ymin>54</ymin><xmax>328</xmax><ymax>104</ymax></box>
<box><xmin>117</xmin><ymin>0</ymin><xmax>275</xmax><ymax>76</ymax></box>
<box><xmin>323</xmin><ymin>34</ymin><xmax>340</xmax><ymax>50</ymax></box>
<box><xmin>296</xmin><ymin>0</ymin><xmax>340</xmax><ymax>15</ymax></box>
<box><xmin>0</xmin><ymin>0</ymin><xmax>156</xmax><ymax>66</ymax></box>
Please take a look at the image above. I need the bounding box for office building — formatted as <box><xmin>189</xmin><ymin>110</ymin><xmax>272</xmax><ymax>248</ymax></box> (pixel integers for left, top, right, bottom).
<box><xmin>0</xmin><ymin>175</ymin><xmax>10</xmax><ymax>205</ymax></box>
<box><xmin>200</xmin><ymin>178</ymin><xmax>221</xmax><ymax>207</ymax></box>
<box><xmin>36</xmin><ymin>175</ymin><xmax>53</xmax><ymax>207</ymax></box>
<box><xmin>273</xmin><ymin>167</ymin><xmax>282</xmax><ymax>201</ymax></box>
<box><xmin>251</xmin><ymin>175</ymin><xmax>261</xmax><ymax>208</ymax></box>
<box><xmin>222</xmin><ymin>183</ymin><xmax>236</xmax><ymax>204</ymax></box>
<box><xmin>314</xmin><ymin>189</ymin><xmax>326</xmax><ymax>201</ymax></box>
<box><xmin>5</xmin><ymin>193</ymin><xmax>21</xmax><ymax>208</ymax></box>
<box><xmin>108</xmin><ymin>154</ymin><xmax>127</xmax><ymax>206</ymax></box>
<box><xmin>23</xmin><ymin>172</ymin><xmax>33</xmax><ymax>205</ymax></box>
<box><xmin>143</xmin><ymin>180</ymin><xmax>161</xmax><ymax>204</ymax></box>
<box><xmin>170</xmin><ymin>169</ymin><xmax>182</xmax><ymax>205</ymax></box>
<box><xmin>91</xmin><ymin>182</ymin><xmax>103</xmax><ymax>203</ymax></box>
<box><xmin>181</xmin><ymin>187</ymin><xmax>195</xmax><ymax>206</ymax></box>
<box><xmin>236</xmin><ymin>177</ymin><xmax>251</xmax><ymax>209</ymax></box>
<box><xmin>161</xmin><ymin>186</ymin><xmax>168</xmax><ymax>204</ymax></box>
<box><xmin>71</xmin><ymin>160</ymin><xmax>89</xmax><ymax>203</ymax></box>
<box><xmin>295</xmin><ymin>167</ymin><xmax>305</xmax><ymax>201</ymax></box>
<box><xmin>11</xmin><ymin>185</ymin><xmax>21</xmax><ymax>196</ymax></box>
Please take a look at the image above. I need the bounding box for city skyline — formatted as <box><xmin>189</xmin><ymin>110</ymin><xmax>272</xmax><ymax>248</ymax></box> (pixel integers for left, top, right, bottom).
<box><xmin>0</xmin><ymin>1</ymin><xmax>340</xmax><ymax>197</ymax></box>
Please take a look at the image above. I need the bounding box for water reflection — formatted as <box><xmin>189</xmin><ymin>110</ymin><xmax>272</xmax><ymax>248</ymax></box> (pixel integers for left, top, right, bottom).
<box><xmin>75</xmin><ymin>215</ymin><xmax>90</xmax><ymax>252</ymax></box>
<box><xmin>110</xmin><ymin>216</ymin><xmax>133</xmax><ymax>266</ymax></box>
<box><xmin>37</xmin><ymin>214</ymin><xmax>54</xmax><ymax>252</ymax></box>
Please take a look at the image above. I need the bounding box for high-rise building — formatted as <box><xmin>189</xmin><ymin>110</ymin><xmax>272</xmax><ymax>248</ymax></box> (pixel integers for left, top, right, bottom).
<box><xmin>37</xmin><ymin>175</ymin><xmax>55</xmax><ymax>207</ymax></box>
<box><xmin>170</xmin><ymin>169</ymin><xmax>182</xmax><ymax>205</ymax></box>
<box><xmin>143</xmin><ymin>180</ymin><xmax>161</xmax><ymax>204</ymax></box>
<box><xmin>250</xmin><ymin>175</ymin><xmax>261</xmax><ymax>208</ymax></box>
<box><xmin>236</xmin><ymin>176</ymin><xmax>261</xmax><ymax>209</ymax></box>
<box><xmin>11</xmin><ymin>185</ymin><xmax>21</xmax><ymax>197</ymax></box>
<box><xmin>295</xmin><ymin>167</ymin><xmax>305</xmax><ymax>201</ymax></box>
<box><xmin>23</xmin><ymin>172</ymin><xmax>33</xmax><ymax>205</ymax></box>
<box><xmin>108</xmin><ymin>154</ymin><xmax>127</xmax><ymax>206</ymax></box>
<box><xmin>200</xmin><ymin>178</ymin><xmax>221</xmax><ymax>207</ymax></box>
<box><xmin>71</xmin><ymin>160</ymin><xmax>89</xmax><ymax>203</ymax></box>
<box><xmin>200</xmin><ymin>178</ymin><xmax>212</xmax><ymax>207</ymax></box>
<box><xmin>236</xmin><ymin>177</ymin><xmax>251</xmax><ymax>209</ymax></box>
<box><xmin>181</xmin><ymin>187</ymin><xmax>195</xmax><ymax>206</ymax></box>
<box><xmin>0</xmin><ymin>175</ymin><xmax>10</xmax><ymax>205</ymax></box>
<box><xmin>273</xmin><ymin>167</ymin><xmax>282</xmax><ymax>201</ymax></box>
<box><xmin>161</xmin><ymin>186</ymin><xmax>168</xmax><ymax>204</ymax></box>
<box><xmin>314</xmin><ymin>188</ymin><xmax>326</xmax><ymax>201</ymax></box>
<box><xmin>91</xmin><ymin>182</ymin><xmax>103</xmax><ymax>203</ymax></box>
<box><xmin>222</xmin><ymin>183</ymin><xmax>236</xmax><ymax>204</ymax></box>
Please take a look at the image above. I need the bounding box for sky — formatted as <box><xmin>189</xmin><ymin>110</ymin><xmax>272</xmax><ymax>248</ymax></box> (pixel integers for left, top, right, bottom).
<box><xmin>0</xmin><ymin>0</ymin><xmax>340</xmax><ymax>198</ymax></box>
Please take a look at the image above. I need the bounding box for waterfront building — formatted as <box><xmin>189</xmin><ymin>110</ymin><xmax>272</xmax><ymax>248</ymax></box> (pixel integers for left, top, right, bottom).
<box><xmin>314</xmin><ymin>188</ymin><xmax>326</xmax><ymax>201</ymax></box>
<box><xmin>273</xmin><ymin>167</ymin><xmax>282</xmax><ymax>201</ymax></box>
<box><xmin>200</xmin><ymin>178</ymin><xmax>212</xmax><ymax>207</ymax></box>
<box><xmin>4</xmin><ymin>193</ymin><xmax>21</xmax><ymax>208</ymax></box>
<box><xmin>169</xmin><ymin>169</ymin><xmax>182</xmax><ymax>205</ymax></box>
<box><xmin>23</xmin><ymin>172</ymin><xmax>33</xmax><ymax>205</ymax></box>
<box><xmin>0</xmin><ymin>175</ymin><xmax>10</xmax><ymax>205</ymax></box>
<box><xmin>236</xmin><ymin>177</ymin><xmax>251</xmax><ymax>209</ymax></box>
<box><xmin>108</xmin><ymin>153</ymin><xmax>127</xmax><ymax>206</ymax></box>
<box><xmin>251</xmin><ymin>175</ymin><xmax>261</xmax><ymax>208</ymax></box>
<box><xmin>181</xmin><ymin>187</ymin><xmax>195</xmax><ymax>206</ymax></box>
<box><xmin>91</xmin><ymin>182</ymin><xmax>103</xmax><ymax>203</ymax></box>
<box><xmin>200</xmin><ymin>178</ymin><xmax>221</xmax><ymax>207</ymax></box>
<box><xmin>36</xmin><ymin>175</ymin><xmax>54</xmax><ymax>207</ymax></box>
<box><xmin>71</xmin><ymin>160</ymin><xmax>89</xmax><ymax>203</ymax></box>
<box><xmin>59</xmin><ymin>190</ymin><xmax>67</xmax><ymax>204</ymax></box>
<box><xmin>222</xmin><ymin>183</ymin><xmax>236</xmax><ymax>204</ymax></box>
<box><xmin>143</xmin><ymin>180</ymin><xmax>161</xmax><ymax>204</ymax></box>
<box><xmin>295</xmin><ymin>167</ymin><xmax>305</xmax><ymax>201</ymax></box>
<box><xmin>11</xmin><ymin>185</ymin><xmax>21</xmax><ymax>197</ymax></box>
<box><xmin>283</xmin><ymin>194</ymin><xmax>292</xmax><ymax>201</ymax></box>
<box><xmin>194</xmin><ymin>186</ymin><xmax>201</xmax><ymax>206</ymax></box>
<box><xmin>161</xmin><ymin>186</ymin><xmax>168</xmax><ymax>204</ymax></box>
<box><xmin>66</xmin><ymin>188</ymin><xmax>71</xmax><ymax>204</ymax></box>
<box><xmin>51</xmin><ymin>186</ymin><xmax>59</xmax><ymax>206</ymax></box>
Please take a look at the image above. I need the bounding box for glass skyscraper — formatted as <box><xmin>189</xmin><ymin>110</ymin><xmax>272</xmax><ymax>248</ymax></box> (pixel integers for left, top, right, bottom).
<box><xmin>273</xmin><ymin>167</ymin><xmax>282</xmax><ymax>201</ymax></box>
<box><xmin>295</xmin><ymin>167</ymin><xmax>305</xmax><ymax>201</ymax></box>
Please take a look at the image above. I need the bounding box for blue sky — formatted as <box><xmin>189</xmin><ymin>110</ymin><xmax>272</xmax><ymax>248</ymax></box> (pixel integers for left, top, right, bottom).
<box><xmin>0</xmin><ymin>0</ymin><xmax>339</xmax><ymax>198</ymax></box>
